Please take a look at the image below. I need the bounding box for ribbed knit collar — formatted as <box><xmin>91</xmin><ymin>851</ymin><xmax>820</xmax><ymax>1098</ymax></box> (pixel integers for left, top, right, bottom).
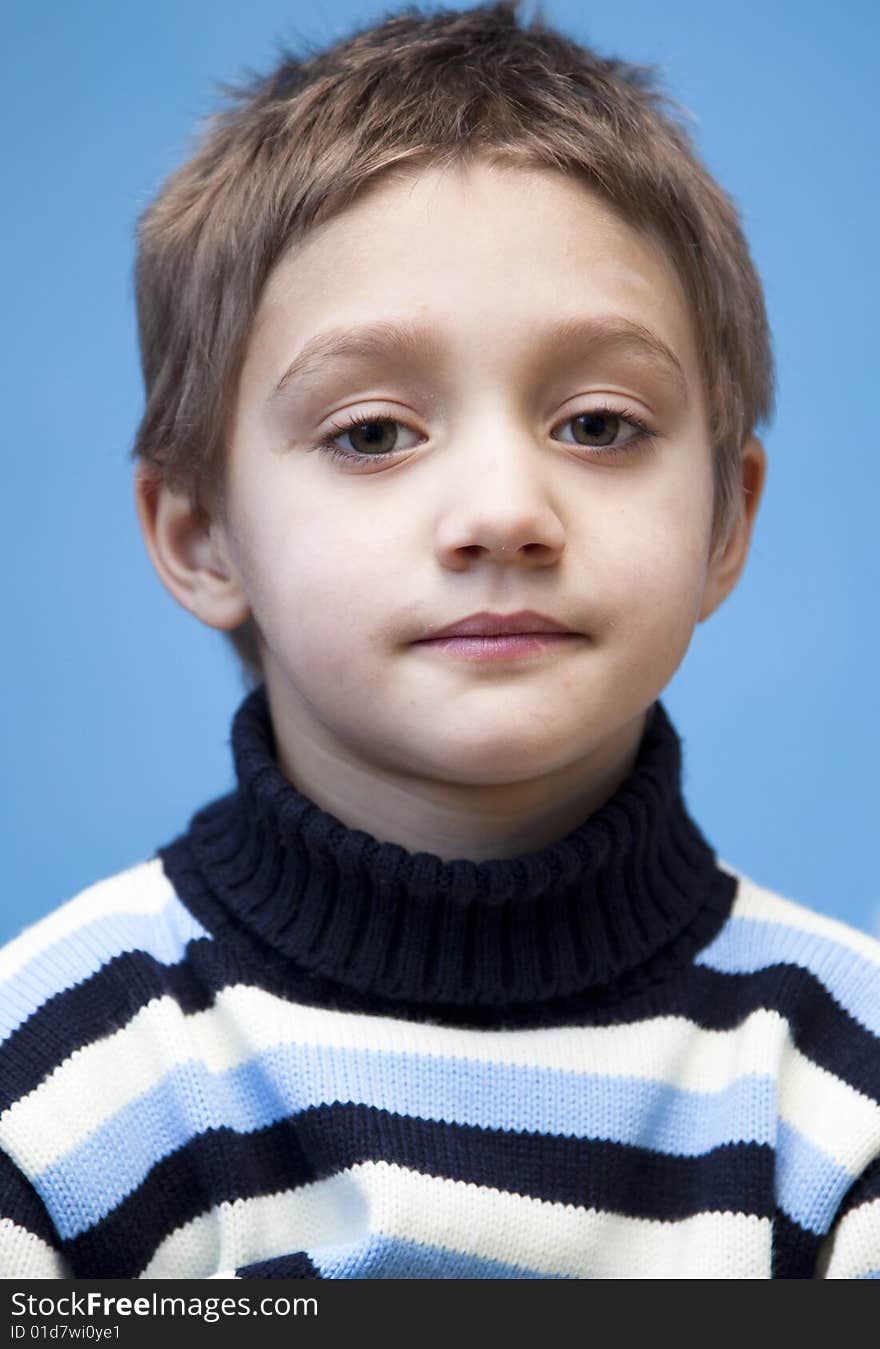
<box><xmin>183</xmin><ymin>685</ymin><xmax>732</xmax><ymax>1009</ymax></box>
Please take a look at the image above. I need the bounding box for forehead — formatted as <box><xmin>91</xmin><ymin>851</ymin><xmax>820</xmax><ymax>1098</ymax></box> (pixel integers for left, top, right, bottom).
<box><xmin>244</xmin><ymin>159</ymin><xmax>701</xmax><ymax>399</ymax></box>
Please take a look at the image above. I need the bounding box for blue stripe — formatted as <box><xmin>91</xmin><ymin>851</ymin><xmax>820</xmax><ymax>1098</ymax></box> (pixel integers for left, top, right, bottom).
<box><xmin>696</xmin><ymin>917</ymin><xmax>880</xmax><ymax>1037</ymax></box>
<box><xmin>775</xmin><ymin>1121</ymin><xmax>855</xmax><ymax>1236</ymax></box>
<box><xmin>38</xmin><ymin>1042</ymin><xmax>776</xmax><ymax>1238</ymax></box>
<box><xmin>856</xmin><ymin>1270</ymin><xmax>880</xmax><ymax>1279</ymax></box>
<box><xmin>0</xmin><ymin>901</ymin><xmax>207</xmax><ymax>1044</ymax></box>
<box><xmin>309</xmin><ymin>1232</ymin><xmax>565</xmax><ymax>1279</ymax></box>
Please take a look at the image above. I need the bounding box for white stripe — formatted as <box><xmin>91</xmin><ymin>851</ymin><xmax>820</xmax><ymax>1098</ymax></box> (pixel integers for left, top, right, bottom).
<box><xmin>186</xmin><ymin>992</ymin><xmax>790</xmax><ymax>1092</ymax></box>
<box><xmin>4</xmin><ymin>983</ymin><xmax>878</xmax><ymax>1178</ymax></box>
<box><xmin>781</xmin><ymin>1050</ymin><xmax>880</xmax><ymax>1175</ymax></box>
<box><xmin>0</xmin><ymin>992</ymin><xmax>789</xmax><ymax>1170</ymax></box>
<box><xmin>0</xmin><ymin>860</ymin><xmax>173</xmax><ymax>984</ymax></box>
<box><xmin>819</xmin><ymin>1197</ymin><xmax>880</xmax><ymax>1279</ymax></box>
<box><xmin>722</xmin><ymin>866</ymin><xmax>880</xmax><ymax>967</ymax></box>
<box><xmin>142</xmin><ymin>1170</ymin><xmax>370</xmax><ymax>1277</ymax></box>
<box><xmin>1</xmin><ymin>995</ymin><xmax>192</xmax><ymax>1171</ymax></box>
<box><xmin>0</xmin><ymin>1217</ymin><xmax>69</xmax><ymax>1278</ymax></box>
<box><xmin>142</xmin><ymin>1160</ymin><xmax>773</xmax><ymax>1279</ymax></box>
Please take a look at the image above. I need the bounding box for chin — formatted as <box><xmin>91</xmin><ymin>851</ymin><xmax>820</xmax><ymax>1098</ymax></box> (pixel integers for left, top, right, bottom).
<box><xmin>422</xmin><ymin>729</ymin><xmax>575</xmax><ymax>787</ymax></box>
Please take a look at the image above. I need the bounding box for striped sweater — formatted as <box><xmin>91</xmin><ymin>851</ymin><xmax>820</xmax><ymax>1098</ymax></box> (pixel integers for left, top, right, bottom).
<box><xmin>1</xmin><ymin>689</ymin><xmax>879</xmax><ymax>1279</ymax></box>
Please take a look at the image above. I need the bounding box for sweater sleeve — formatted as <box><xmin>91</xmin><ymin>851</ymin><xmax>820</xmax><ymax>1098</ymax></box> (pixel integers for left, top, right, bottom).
<box><xmin>0</xmin><ymin>1149</ymin><xmax>71</xmax><ymax>1278</ymax></box>
<box><xmin>816</xmin><ymin>1155</ymin><xmax>880</xmax><ymax>1279</ymax></box>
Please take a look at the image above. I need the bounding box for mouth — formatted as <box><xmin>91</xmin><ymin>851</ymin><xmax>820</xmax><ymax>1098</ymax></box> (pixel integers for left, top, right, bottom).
<box><xmin>419</xmin><ymin>610</ymin><xmax>577</xmax><ymax>640</ymax></box>
<box><xmin>417</xmin><ymin>632</ymin><xmax>580</xmax><ymax>662</ymax></box>
<box><xmin>414</xmin><ymin>610</ymin><xmax>583</xmax><ymax>662</ymax></box>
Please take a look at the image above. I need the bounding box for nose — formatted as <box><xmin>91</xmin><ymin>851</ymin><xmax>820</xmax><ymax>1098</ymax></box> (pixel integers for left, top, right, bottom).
<box><xmin>433</xmin><ymin>436</ymin><xmax>567</xmax><ymax>571</ymax></box>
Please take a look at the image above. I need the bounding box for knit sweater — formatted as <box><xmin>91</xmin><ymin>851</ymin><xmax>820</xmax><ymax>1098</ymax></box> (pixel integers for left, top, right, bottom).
<box><xmin>2</xmin><ymin>690</ymin><xmax>879</xmax><ymax>1280</ymax></box>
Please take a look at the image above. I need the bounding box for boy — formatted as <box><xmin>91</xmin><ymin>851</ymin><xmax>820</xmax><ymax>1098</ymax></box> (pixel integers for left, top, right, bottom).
<box><xmin>2</xmin><ymin>0</ymin><xmax>878</xmax><ymax>1280</ymax></box>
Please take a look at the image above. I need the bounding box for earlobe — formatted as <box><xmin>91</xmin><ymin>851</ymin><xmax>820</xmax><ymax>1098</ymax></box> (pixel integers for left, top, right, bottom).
<box><xmin>698</xmin><ymin>436</ymin><xmax>767</xmax><ymax>623</ymax></box>
<box><xmin>133</xmin><ymin>466</ymin><xmax>252</xmax><ymax>631</ymax></box>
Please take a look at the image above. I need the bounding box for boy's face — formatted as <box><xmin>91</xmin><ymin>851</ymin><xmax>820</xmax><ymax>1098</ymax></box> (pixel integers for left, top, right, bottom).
<box><xmin>150</xmin><ymin>160</ymin><xmax>762</xmax><ymax>795</ymax></box>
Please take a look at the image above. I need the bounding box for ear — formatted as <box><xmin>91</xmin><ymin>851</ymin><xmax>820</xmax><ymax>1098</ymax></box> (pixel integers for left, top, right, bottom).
<box><xmin>698</xmin><ymin>436</ymin><xmax>767</xmax><ymax>623</ymax></box>
<box><xmin>133</xmin><ymin>466</ymin><xmax>251</xmax><ymax>631</ymax></box>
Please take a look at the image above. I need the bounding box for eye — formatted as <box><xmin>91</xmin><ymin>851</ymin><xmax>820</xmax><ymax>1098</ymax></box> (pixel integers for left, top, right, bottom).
<box><xmin>317</xmin><ymin>414</ymin><xmax>422</xmax><ymax>459</ymax></box>
<box><xmin>552</xmin><ymin>407</ymin><xmax>652</xmax><ymax>452</ymax></box>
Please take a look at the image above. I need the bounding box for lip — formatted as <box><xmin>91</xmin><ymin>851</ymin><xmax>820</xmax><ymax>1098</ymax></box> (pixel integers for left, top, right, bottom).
<box><xmin>417</xmin><ymin>609</ymin><xmax>578</xmax><ymax>641</ymax></box>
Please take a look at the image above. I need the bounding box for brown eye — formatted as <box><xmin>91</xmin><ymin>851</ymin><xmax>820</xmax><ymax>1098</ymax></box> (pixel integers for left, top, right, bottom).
<box><xmin>342</xmin><ymin>419</ymin><xmax>401</xmax><ymax>455</ymax></box>
<box><xmin>570</xmin><ymin>412</ymin><xmax>621</xmax><ymax>447</ymax></box>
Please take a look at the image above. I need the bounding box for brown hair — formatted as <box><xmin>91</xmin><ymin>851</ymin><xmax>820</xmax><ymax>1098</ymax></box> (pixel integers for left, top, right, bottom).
<box><xmin>131</xmin><ymin>0</ymin><xmax>775</xmax><ymax>685</ymax></box>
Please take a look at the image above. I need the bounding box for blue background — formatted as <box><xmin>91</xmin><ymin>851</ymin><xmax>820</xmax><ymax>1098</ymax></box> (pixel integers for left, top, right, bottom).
<box><xmin>3</xmin><ymin>0</ymin><xmax>878</xmax><ymax>944</ymax></box>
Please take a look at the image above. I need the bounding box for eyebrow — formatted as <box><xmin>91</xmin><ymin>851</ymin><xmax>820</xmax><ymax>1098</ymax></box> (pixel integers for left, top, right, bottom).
<box><xmin>270</xmin><ymin>314</ymin><xmax>687</xmax><ymax>400</ymax></box>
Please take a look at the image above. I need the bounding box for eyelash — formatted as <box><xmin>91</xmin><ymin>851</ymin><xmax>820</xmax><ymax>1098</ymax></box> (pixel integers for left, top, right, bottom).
<box><xmin>312</xmin><ymin>402</ymin><xmax>656</xmax><ymax>468</ymax></box>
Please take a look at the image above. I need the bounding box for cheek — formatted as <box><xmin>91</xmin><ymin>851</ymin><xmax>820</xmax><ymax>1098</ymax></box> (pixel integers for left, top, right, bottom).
<box><xmin>594</xmin><ymin>494</ymin><xmax>711</xmax><ymax>636</ymax></box>
<box><xmin>233</xmin><ymin>491</ymin><xmax>386</xmax><ymax>670</ymax></box>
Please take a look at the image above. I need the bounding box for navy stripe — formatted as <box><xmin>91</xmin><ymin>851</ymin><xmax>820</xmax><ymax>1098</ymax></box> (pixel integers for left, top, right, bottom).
<box><xmin>682</xmin><ymin>966</ymin><xmax>880</xmax><ymax>1103</ymax></box>
<box><xmin>299</xmin><ymin>1105</ymin><xmax>775</xmax><ymax>1217</ymax></box>
<box><xmin>771</xmin><ymin>1208</ymin><xmax>822</xmax><ymax>1279</ymax></box>
<box><xmin>237</xmin><ymin>1252</ymin><xmax>321</xmax><ymax>1278</ymax></box>
<box><xmin>0</xmin><ymin>941</ymin><xmax>225</xmax><ymax>1113</ymax></box>
<box><xmin>697</xmin><ymin>916</ymin><xmax>880</xmax><ymax>1037</ymax></box>
<box><xmin>0</xmin><ymin>1149</ymin><xmax>59</xmax><ymax>1249</ymax></box>
<box><xmin>61</xmin><ymin>1104</ymin><xmax>774</xmax><ymax>1277</ymax></box>
<box><xmin>65</xmin><ymin>1116</ymin><xmax>318</xmax><ymax>1277</ymax></box>
<box><xmin>0</xmin><ymin>900</ymin><xmax>207</xmax><ymax>1046</ymax></box>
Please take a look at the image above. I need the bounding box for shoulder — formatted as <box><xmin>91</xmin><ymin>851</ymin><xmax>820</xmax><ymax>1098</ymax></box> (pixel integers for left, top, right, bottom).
<box><xmin>1</xmin><ymin>858</ymin><xmax>208</xmax><ymax>1007</ymax></box>
<box><xmin>0</xmin><ymin>858</ymin><xmax>209</xmax><ymax>1080</ymax></box>
<box><xmin>697</xmin><ymin>861</ymin><xmax>880</xmax><ymax>1100</ymax></box>
<box><xmin>702</xmin><ymin>859</ymin><xmax>880</xmax><ymax>1008</ymax></box>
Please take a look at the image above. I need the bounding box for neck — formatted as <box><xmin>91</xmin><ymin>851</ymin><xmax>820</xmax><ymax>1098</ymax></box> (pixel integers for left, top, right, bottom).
<box><xmin>266</xmin><ymin>678</ymin><xmax>648</xmax><ymax>863</ymax></box>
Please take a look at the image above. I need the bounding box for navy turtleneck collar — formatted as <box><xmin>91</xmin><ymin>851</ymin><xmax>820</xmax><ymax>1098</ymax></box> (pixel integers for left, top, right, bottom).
<box><xmin>166</xmin><ymin>685</ymin><xmax>735</xmax><ymax>1012</ymax></box>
